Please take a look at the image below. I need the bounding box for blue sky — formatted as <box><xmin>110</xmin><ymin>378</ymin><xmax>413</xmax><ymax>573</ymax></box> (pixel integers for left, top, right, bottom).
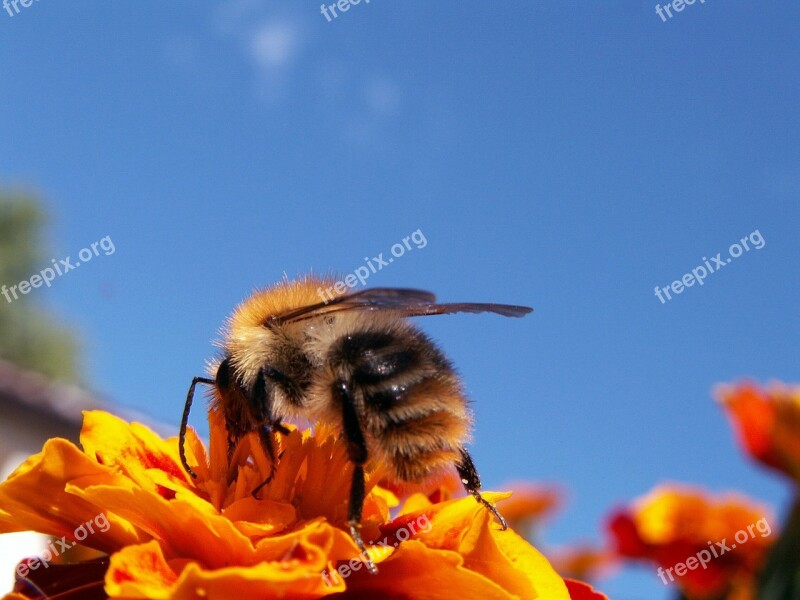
<box><xmin>1</xmin><ymin>1</ymin><xmax>799</xmax><ymax>597</ymax></box>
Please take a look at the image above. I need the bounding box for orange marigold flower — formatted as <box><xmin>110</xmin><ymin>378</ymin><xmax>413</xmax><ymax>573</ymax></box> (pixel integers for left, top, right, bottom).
<box><xmin>607</xmin><ymin>484</ymin><xmax>775</xmax><ymax>600</ymax></box>
<box><xmin>717</xmin><ymin>381</ymin><xmax>800</xmax><ymax>484</ymax></box>
<box><xmin>0</xmin><ymin>410</ymin><xmax>600</xmax><ymax>599</ymax></box>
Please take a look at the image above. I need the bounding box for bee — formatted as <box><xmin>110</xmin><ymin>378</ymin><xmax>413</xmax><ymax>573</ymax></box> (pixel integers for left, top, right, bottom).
<box><xmin>179</xmin><ymin>276</ymin><xmax>532</xmax><ymax>573</ymax></box>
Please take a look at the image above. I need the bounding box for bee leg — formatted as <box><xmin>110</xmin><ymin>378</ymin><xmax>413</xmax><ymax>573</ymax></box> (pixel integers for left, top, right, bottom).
<box><xmin>334</xmin><ymin>381</ymin><xmax>378</xmax><ymax>575</ymax></box>
<box><xmin>348</xmin><ymin>464</ymin><xmax>376</xmax><ymax>572</ymax></box>
<box><xmin>456</xmin><ymin>448</ymin><xmax>508</xmax><ymax>530</ymax></box>
<box><xmin>252</xmin><ymin>426</ymin><xmax>280</xmax><ymax>498</ymax></box>
<box><xmin>255</xmin><ymin>368</ymin><xmax>294</xmax><ymax>437</ymax></box>
<box><xmin>249</xmin><ymin>368</ymin><xmax>285</xmax><ymax>497</ymax></box>
<box><xmin>179</xmin><ymin>376</ymin><xmax>215</xmax><ymax>479</ymax></box>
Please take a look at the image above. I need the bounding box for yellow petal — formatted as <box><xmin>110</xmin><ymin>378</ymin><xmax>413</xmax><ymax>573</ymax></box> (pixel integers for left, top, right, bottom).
<box><xmin>68</xmin><ymin>483</ymin><xmax>255</xmax><ymax>567</ymax></box>
<box><xmin>224</xmin><ymin>495</ymin><xmax>297</xmax><ymax>538</ymax></box>
<box><xmin>167</xmin><ymin>559</ymin><xmax>338</xmax><ymax>600</ymax></box>
<box><xmin>397</xmin><ymin>492</ymin><xmax>434</xmax><ymax>516</ymax></box>
<box><xmin>80</xmin><ymin>410</ymin><xmax>191</xmax><ymax>492</ymax></box>
<box><xmin>105</xmin><ymin>541</ymin><xmax>177</xmax><ymax>599</ymax></box>
<box><xmin>382</xmin><ymin>494</ymin><xmax>569</xmax><ymax>599</ymax></box>
<box><xmin>338</xmin><ymin>540</ymin><xmax>516</xmax><ymax>599</ymax></box>
<box><xmin>0</xmin><ymin>438</ymin><xmax>146</xmax><ymax>552</ymax></box>
<box><xmin>106</xmin><ymin>527</ymin><xmax>356</xmax><ymax>599</ymax></box>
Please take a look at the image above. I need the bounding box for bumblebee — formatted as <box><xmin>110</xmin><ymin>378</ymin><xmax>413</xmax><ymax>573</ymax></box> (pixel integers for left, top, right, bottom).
<box><xmin>179</xmin><ymin>276</ymin><xmax>532</xmax><ymax>572</ymax></box>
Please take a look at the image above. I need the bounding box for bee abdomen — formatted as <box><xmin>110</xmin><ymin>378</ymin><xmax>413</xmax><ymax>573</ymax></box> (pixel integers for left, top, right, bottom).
<box><xmin>391</xmin><ymin>446</ymin><xmax>463</xmax><ymax>483</ymax></box>
<box><xmin>326</xmin><ymin>325</ymin><xmax>472</xmax><ymax>483</ymax></box>
<box><xmin>368</xmin><ymin>376</ymin><xmax>471</xmax><ymax>483</ymax></box>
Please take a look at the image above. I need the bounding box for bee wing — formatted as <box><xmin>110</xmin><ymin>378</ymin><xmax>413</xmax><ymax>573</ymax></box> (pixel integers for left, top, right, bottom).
<box><xmin>393</xmin><ymin>302</ymin><xmax>532</xmax><ymax>318</ymax></box>
<box><xmin>274</xmin><ymin>288</ymin><xmax>531</xmax><ymax>324</ymax></box>
<box><xmin>273</xmin><ymin>288</ymin><xmax>438</xmax><ymax>324</ymax></box>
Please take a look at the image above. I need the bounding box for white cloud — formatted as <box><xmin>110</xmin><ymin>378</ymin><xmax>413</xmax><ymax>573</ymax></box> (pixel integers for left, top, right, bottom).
<box><xmin>213</xmin><ymin>0</ymin><xmax>304</xmax><ymax>98</ymax></box>
<box><xmin>249</xmin><ymin>21</ymin><xmax>300</xmax><ymax>69</ymax></box>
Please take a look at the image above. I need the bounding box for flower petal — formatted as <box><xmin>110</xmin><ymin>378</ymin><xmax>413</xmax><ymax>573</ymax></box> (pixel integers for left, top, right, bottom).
<box><xmin>334</xmin><ymin>540</ymin><xmax>516</xmax><ymax>600</ymax></box>
<box><xmin>384</xmin><ymin>494</ymin><xmax>569</xmax><ymax>599</ymax></box>
<box><xmin>80</xmin><ymin>411</ymin><xmax>190</xmax><ymax>491</ymax></box>
<box><xmin>718</xmin><ymin>382</ymin><xmax>800</xmax><ymax>482</ymax></box>
<box><xmin>105</xmin><ymin>541</ymin><xmax>177</xmax><ymax>599</ymax></box>
<box><xmin>0</xmin><ymin>439</ymin><xmax>145</xmax><ymax>552</ymax></box>
<box><xmin>564</xmin><ymin>579</ymin><xmax>609</xmax><ymax>600</ymax></box>
<box><xmin>68</xmin><ymin>483</ymin><xmax>255</xmax><ymax>567</ymax></box>
<box><xmin>608</xmin><ymin>484</ymin><xmax>775</xmax><ymax>599</ymax></box>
